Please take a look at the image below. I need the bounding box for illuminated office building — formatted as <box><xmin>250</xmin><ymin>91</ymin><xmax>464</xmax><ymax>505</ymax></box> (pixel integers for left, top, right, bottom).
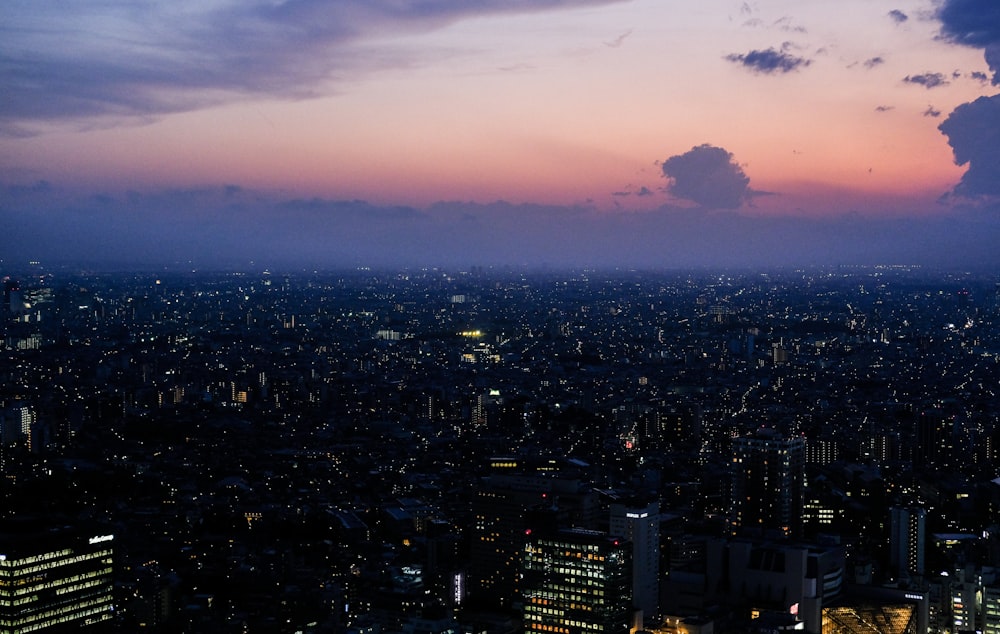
<box><xmin>984</xmin><ymin>584</ymin><xmax>1000</xmax><ymax>634</ymax></box>
<box><xmin>521</xmin><ymin>528</ymin><xmax>632</xmax><ymax>634</ymax></box>
<box><xmin>469</xmin><ymin>458</ymin><xmax>598</xmax><ymax>608</ymax></box>
<box><xmin>0</xmin><ymin>524</ymin><xmax>115</xmax><ymax>632</ymax></box>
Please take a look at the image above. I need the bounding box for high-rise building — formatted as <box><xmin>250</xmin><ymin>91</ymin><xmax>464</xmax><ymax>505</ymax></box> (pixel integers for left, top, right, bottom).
<box><xmin>730</xmin><ymin>428</ymin><xmax>806</xmax><ymax>538</ymax></box>
<box><xmin>468</xmin><ymin>457</ymin><xmax>598</xmax><ymax>609</ymax></box>
<box><xmin>609</xmin><ymin>496</ymin><xmax>659</xmax><ymax>626</ymax></box>
<box><xmin>521</xmin><ymin>528</ymin><xmax>632</xmax><ymax>634</ymax></box>
<box><xmin>0</xmin><ymin>522</ymin><xmax>115</xmax><ymax>632</ymax></box>
<box><xmin>984</xmin><ymin>584</ymin><xmax>1000</xmax><ymax>634</ymax></box>
<box><xmin>889</xmin><ymin>506</ymin><xmax>926</xmax><ymax>578</ymax></box>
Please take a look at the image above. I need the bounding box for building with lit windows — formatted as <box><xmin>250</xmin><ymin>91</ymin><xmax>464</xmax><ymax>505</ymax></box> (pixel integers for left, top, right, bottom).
<box><xmin>821</xmin><ymin>585</ymin><xmax>927</xmax><ymax>634</ymax></box>
<box><xmin>888</xmin><ymin>507</ymin><xmax>926</xmax><ymax>578</ymax></box>
<box><xmin>984</xmin><ymin>584</ymin><xmax>1000</xmax><ymax>634</ymax></box>
<box><xmin>520</xmin><ymin>528</ymin><xmax>632</xmax><ymax>634</ymax></box>
<box><xmin>468</xmin><ymin>458</ymin><xmax>598</xmax><ymax>609</ymax></box>
<box><xmin>730</xmin><ymin>428</ymin><xmax>806</xmax><ymax>538</ymax></box>
<box><xmin>0</xmin><ymin>523</ymin><xmax>115</xmax><ymax>632</ymax></box>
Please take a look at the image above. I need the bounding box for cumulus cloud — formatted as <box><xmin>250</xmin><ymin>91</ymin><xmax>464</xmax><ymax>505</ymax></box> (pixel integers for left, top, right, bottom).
<box><xmin>937</xmin><ymin>0</ymin><xmax>1000</xmax><ymax>48</ymax></box>
<box><xmin>660</xmin><ymin>144</ymin><xmax>752</xmax><ymax>209</ymax></box>
<box><xmin>924</xmin><ymin>105</ymin><xmax>942</xmax><ymax>117</ymax></box>
<box><xmin>939</xmin><ymin>95</ymin><xmax>1000</xmax><ymax>198</ymax></box>
<box><xmin>864</xmin><ymin>57</ymin><xmax>885</xmax><ymax>69</ymax></box>
<box><xmin>888</xmin><ymin>10</ymin><xmax>909</xmax><ymax>24</ymax></box>
<box><xmin>0</xmin><ymin>0</ymin><xmax>626</xmax><ymax>135</ymax></box>
<box><xmin>903</xmin><ymin>72</ymin><xmax>949</xmax><ymax>88</ymax></box>
<box><xmin>988</xmin><ymin>45</ymin><xmax>1000</xmax><ymax>85</ymax></box>
<box><xmin>936</xmin><ymin>0</ymin><xmax>1000</xmax><ymax>82</ymax></box>
<box><xmin>725</xmin><ymin>47</ymin><xmax>811</xmax><ymax>74</ymax></box>
<box><xmin>875</xmin><ymin>105</ymin><xmax>895</xmax><ymax>112</ymax></box>
<box><xmin>933</xmin><ymin>0</ymin><xmax>1000</xmax><ymax>202</ymax></box>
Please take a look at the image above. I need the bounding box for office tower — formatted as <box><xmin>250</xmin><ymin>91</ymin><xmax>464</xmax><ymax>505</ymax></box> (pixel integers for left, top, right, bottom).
<box><xmin>889</xmin><ymin>506</ymin><xmax>926</xmax><ymax>577</ymax></box>
<box><xmin>468</xmin><ymin>458</ymin><xmax>598</xmax><ymax>610</ymax></box>
<box><xmin>521</xmin><ymin>528</ymin><xmax>632</xmax><ymax>634</ymax></box>
<box><xmin>984</xmin><ymin>584</ymin><xmax>1000</xmax><ymax>634</ymax></box>
<box><xmin>0</xmin><ymin>523</ymin><xmax>115</xmax><ymax>632</ymax></box>
<box><xmin>609</xmin><ymin>497</ymin><xmax>659</xmax><ymax>626</ymax></box>
<box><xmin>730</xmin><ymin>428</ymin><xmax>806</xmax><ymax>538</ymax></box>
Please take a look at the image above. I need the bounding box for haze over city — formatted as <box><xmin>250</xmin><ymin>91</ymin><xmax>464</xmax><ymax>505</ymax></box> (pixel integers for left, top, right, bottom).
<box><xmin>3</xmin><ymin>0</ymin><xmax>1000</xmax><ymax>269</ymax></box>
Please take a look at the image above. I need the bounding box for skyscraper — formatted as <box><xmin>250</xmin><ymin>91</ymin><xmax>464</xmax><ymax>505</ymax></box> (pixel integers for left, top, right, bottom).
<box><xmin>521</xmin><ymin>528</ymin><xmax>632</xmax><ymax>634</ymax></box>
<box><xmin>609</xmin><ymin>496</ymin><xmax>659</xmax><ymax>626</ymax></box>
<box><xmin>0</xmin><ymin>522</ymin><xmax>115</xmax><ymax>632</ymax></box>
<box><xmin>730</xmin><ymin>428</ymin><xmax>806</xmax><ymax>538</ymax></box>
<box><xmin>468</xmin><ymin>457</ymin><xmax>598</xmax><ymax>609</ymax></box>
<box><xmin>888</xmin><ymin>506</ymin><xmax>926</xmax><ymax>578</ymax></box>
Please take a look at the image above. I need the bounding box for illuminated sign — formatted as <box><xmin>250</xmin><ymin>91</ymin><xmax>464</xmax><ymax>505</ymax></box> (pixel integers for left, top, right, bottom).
<box><xmin>905</xmin><ymin>593</ymin><xmax>923</xmax><ymax>601</ymax></box>
<box><xmin>626</xmin><ymin>512</ymin><xmax>649</xmax><ymax>519</ymax></box>
<box><xmin>88</xmin><ymin>534</ymin><xmax>114</xmax><ymax>545</ymax></box>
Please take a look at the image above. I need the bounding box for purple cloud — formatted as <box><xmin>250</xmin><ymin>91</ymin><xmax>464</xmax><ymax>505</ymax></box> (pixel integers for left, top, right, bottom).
<box><xmin>5</xmin><ymin>180</ymin><xmax>1000</xmax><ymax>270</ymax></box>
<box><xmin>939</xmin><ymin>95</ymin><xmax>1000</xmax><ymax>198</ymax></box>
<box><xmin>0</xmin><ymin>0</ymin><xmax>627</xmax><ymax>135</ymax></box>
<box><xmin>937</xmin><ymin>0</ymin><xmax>1000</xmax><ymax>83</ymax></box>
<box><xmin>888</xmin><ymin>10</ymin><xmax>909</xmax><ymax>24</ymax></box>
<box><xmin>725</xmin><ymin>47</ymin><xmax>811</xmax><ymax>74</ymax></box>
<box><xmin>660</xmin><ymin>144</ymin><xmax>752</xmax><ymax>209</ymax></box>
<box><xmin>903</xmin><ymin>73</ymin><xmax>949</xmax><ymax>88</ymax></box>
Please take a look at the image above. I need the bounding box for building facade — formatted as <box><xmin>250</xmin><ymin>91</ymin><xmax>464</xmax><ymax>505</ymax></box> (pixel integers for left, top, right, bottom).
<box><xmin>521</xmin><ymin>528</ymin><xmax>632</xmax><ymax>634</ymax></box>
<box><xmin>0</xmin><ymin>524</ymin><xmax>115</xmax><ymax>632</ymax></box>
<box><xmin>730</xmin><ymin>428</ymin><xmax>806</xmax><ymax>538</ymax></box>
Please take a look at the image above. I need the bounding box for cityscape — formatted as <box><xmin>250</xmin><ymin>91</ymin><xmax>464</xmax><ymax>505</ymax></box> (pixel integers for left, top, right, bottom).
<box><xmin>4</xmin><ymin>263</ymin><xmax>1000</xmax><ymax>633</ymax></box>
<box><xmin>5</xmin><ymin>0</ymin><xmax>1000</xmax><ymax>632</ymax></box>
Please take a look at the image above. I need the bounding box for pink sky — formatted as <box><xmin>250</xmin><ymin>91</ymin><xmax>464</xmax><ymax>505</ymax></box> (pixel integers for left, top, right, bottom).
<box><xmin>3</xmin><ymin>0</ymin><xmax>1000</xmax><ymax>269</ymax></box>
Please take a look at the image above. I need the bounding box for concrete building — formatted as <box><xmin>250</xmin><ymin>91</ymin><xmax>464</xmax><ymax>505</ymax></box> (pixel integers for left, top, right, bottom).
<box><xmin>609</xmin><ymin>496</ymin><xmax>660</xmax><ymax>627</ymax></box>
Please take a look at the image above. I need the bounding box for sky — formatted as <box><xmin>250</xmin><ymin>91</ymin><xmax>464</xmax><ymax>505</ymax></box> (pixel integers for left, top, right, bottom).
<box><xmin>2</xmin><ymin>0</ymin><xmax>1000</xmax><ymax>270</ymax></box>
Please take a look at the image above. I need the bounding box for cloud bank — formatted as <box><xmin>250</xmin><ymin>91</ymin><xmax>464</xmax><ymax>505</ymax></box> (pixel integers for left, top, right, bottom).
<box><xmin>4</xmin><ymin>183</ymin><xmax>1000</xmax><ymax>271</ymax></box>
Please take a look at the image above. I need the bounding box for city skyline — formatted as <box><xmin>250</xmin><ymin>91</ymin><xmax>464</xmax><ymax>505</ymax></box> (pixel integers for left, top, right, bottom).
<box><xmin>3</xmin><ymin>0</ymin><xmax>1000</xmax><ymax>270</ymax></box>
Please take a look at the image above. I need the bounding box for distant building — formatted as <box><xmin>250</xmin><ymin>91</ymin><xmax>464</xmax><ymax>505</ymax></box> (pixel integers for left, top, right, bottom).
<box><xmin>521</xmin><ymin>528</ymin><xmax>632</xmax><ymax>634</ymax></box>
<box><xmin>0</xmin><ymin>522</ymin><xmax>115</xmax><ymax>632</ymax></box>
<box><xmin>730</xmin><ymin>428</ymin><xmax>806</xmax><ymax>538</ymax></box>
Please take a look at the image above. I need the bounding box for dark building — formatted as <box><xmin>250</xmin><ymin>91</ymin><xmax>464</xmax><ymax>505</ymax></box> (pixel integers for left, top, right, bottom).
<box><xmin>730</xmin><ymin>428</ymin><xmax>806</xmax><ymax>538</ymax></box>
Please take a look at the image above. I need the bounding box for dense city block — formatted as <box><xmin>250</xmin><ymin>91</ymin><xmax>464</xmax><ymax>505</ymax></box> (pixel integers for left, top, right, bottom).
<box><xmin>3</xmin><ymin>265</ymin><xmax>1000</xmax><ymax>633</ymax></box>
